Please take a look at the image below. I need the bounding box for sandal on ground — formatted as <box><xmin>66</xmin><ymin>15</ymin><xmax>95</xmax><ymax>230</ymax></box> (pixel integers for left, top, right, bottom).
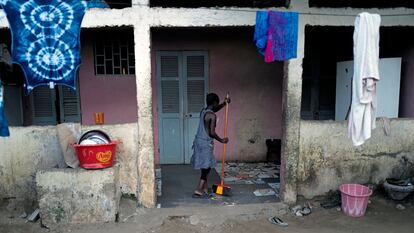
<box><xmin>192</xmin><ymin>192</ymin><xmax>210</xmax><ymax>199</ymax></box>
<box><xmin>268</xmin><ymin>216</ymin><xmax>288</xmax><ymax>227</ymax></box>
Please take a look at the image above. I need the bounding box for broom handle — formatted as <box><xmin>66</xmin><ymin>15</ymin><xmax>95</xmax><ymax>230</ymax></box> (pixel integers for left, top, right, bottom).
<box><xmin>221</xmin><ymin>93</ymin><xmax>229</xmax><ymax>186</ymax></box>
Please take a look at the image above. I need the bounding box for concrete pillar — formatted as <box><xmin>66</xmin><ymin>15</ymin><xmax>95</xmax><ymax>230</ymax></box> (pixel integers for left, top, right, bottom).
<box><xmin>280</xmin><ymin>18</ymin><xmax>305</xmax><ymax>204</ymax></box>
<box><xmin>134</xmin><ymin>24</ymin><xmax>156</xmax><ymax>208</ymax></box>
<box><xmin>132</xmin><ymin>0</ymin><xmax>149</xmax><ymax>7</ymax></box>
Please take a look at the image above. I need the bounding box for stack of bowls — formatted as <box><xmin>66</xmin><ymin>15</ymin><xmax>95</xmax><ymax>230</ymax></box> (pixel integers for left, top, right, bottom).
<box><xmin>79</xmin><ymin>130</ymin><xmax>111</xmax><ymax>145</ymax></box>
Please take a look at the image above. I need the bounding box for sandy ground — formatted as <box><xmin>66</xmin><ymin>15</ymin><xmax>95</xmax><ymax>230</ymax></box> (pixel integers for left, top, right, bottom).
<box><xmin>1</xmin><ymin>196</ymin><xmax>413</xmax><ymax>233</ymax></box>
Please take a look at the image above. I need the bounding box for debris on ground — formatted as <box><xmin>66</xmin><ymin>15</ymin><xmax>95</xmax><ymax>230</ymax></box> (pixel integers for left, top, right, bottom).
<box><xmin>155</xmin><ymin>168</ymin><xmax>162</xmax><ymax>197</ymax></box>
<box><xmin>253</xmin><ymin>189</ymin><xmax>277</xmax><ymax>197</ymax></box>
<box><xmin>221</xmin><ymin>202</ymin><xmax>236</xmax><ymax>206</ymax></box>
<box><xmin>268</xmin><ymin>183</ymin><xmax>280</xmax><ymax>190</ymax></box>
<box><xmin>19</xmin><ymin>212</ymin><xmax>27</xmax><ymax>219</ymax></box>
<box><xmin>396</xmin><ymin>204</ymin><xmax>406</xmax><ymax>210</ymax></box>
<box><xmin>291</xmin><ymin>205</ymin><xmax>302</xmax><ymax>213</ymax></box>
<box><xmin>295</xmin><ymin>211</ymin><xmax>303</xmax><ymax>217</ymax></box>
<box><xmin>189</xmin><ymin>215</ymin><xmax>199</xmax><ymax>225</ymax></box>
<box><xmin>216</xmin><ymin>162</ymin><xmax>281</xmax><ymax>196</ymax></box>
<box><xmin>291</xmin><ymin>203</ymin><xmax>312</xmax><ymax>217</ymax></box>
<box><xmin>27</xmin><ymin>209</ymin><xmax>40</xmax><ymax>222</ymax></box>
<box><xmin>215</xmin><ymin>162</ymin><xmax>280</xmax><ymax>185</ymax></box>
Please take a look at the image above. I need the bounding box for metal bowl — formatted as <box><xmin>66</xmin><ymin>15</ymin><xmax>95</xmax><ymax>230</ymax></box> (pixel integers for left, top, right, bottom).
<box><xmin>78</xmin><ymin>130</ymin><xmax>111</xmax><ymax>145</ymax></box>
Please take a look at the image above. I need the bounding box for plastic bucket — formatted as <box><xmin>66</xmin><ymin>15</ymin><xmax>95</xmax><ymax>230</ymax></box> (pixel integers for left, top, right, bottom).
<box><xmin>340</xmin><ymin>184</ymin><xmax>373</xmax><ymax>217</ymax></box>
<box><xmin>73</xmin><ymin>141</ymin><xmax>119</xmax><ymax>169</ymax></box>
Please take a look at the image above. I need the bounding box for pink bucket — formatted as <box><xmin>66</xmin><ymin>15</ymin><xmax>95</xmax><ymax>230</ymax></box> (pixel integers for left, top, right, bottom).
<box><xmin>340</xmin><ymin>184</ymin><xmax>373</xmax><ymax>217</ymax></box>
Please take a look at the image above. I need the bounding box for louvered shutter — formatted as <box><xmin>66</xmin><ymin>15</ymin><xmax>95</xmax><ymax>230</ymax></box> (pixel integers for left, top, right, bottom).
<box><xmin>31</xmin><ymin>86</ymin><xmax>57</xmax><ymax>125</ymax></box>
<box><xmin>59</xmin><ymin>86</ymin><xmax>81</xmax><ymax>123</ymax></box>
<box><xmin>183</xmin><ymin>52</ymin><xmax>209</xmax><ymax>164</ymax></box>
<box><xmin>157</xmin><ymin>52</ymin><xmax>184</xmax><ymax>164</ymax></box>
<box><xmin>185</xmin><ymin>54</ymin><xmax>208</xmax><ymax>114</ymax></box>
<box><xmin>160</xmin><ymin>55</ymin><xmax>180</xmax><ymax>114</ymax></box>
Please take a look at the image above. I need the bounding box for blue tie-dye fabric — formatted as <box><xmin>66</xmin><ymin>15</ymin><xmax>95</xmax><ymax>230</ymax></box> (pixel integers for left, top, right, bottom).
<box><xmin>87</xmin><ymin>0</ymin><xmax>109</xmax><ymax>9</ymax></box>
<box><xmin>0</xmin><ymin>85</ymin><xmax>10</xmax><ymax>137</ymax></box>
<box><xmin>254</xmin><ymin>11</ymin><xmax>298</xmax><ymax>62</ymax></box>
<box><xmin>0</xmin><ymin>0</ymin><xmax>87</xmax><ymax>94</ymax></box>
<box><xmin>253</xmin><ymin>11</ymin><xmax>269</xmax><ymax>56</ymax></box>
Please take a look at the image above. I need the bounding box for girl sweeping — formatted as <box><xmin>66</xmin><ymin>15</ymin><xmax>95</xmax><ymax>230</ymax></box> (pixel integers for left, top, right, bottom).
<box><xmin>191</xmin><ymin>93</ymin><xmax>230</xmax><ymax>198</ymax></box>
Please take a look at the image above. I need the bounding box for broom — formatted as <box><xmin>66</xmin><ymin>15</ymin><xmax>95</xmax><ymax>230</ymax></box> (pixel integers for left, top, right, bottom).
<box><xmin>212</xmin><ymin>93</ymin><xmax>232</xmax><ymax>196</ymax></box>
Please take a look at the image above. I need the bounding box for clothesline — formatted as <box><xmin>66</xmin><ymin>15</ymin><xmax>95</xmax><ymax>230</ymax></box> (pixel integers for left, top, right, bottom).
<box><xmin>132</xmin><ymin>5</ymin><xmax>414</xmax><ymax>17</ymax></box>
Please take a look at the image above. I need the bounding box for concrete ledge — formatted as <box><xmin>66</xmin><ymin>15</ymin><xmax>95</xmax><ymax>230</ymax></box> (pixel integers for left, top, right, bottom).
<box><xmin>36</xmin><ymin>166</ymin><xmax>121</xmax><ymax>227</ymax></box>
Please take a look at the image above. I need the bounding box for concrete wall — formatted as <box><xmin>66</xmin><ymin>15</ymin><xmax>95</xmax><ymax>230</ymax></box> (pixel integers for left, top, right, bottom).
<box><xmin>298</xmin><ymin>120</ymin><xmax>414</xmax><ymax>199</ymax></box>
<box><xmin>152</xmin><ymin>28</ymin><xmax>283</xmax><ymax>163</ymax></box>
<box><xmin>0</xmin><ymin>124</ymin><xmax>138</xmax><ymax>207</ymax></box>
<box><xmin>79</xmin><ymin>30</ymin><xmax>138</xmax><ymax>125</ymax></box>
<box><xmin>0</xmin><ymin>127</ymin><xmax>64</xmax><ymax>205</ymax></box>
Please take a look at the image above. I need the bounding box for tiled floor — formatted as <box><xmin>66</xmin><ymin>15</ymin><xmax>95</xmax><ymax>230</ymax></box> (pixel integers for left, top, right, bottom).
<box><xmin>157</xmin><ymin>164</ymin><xmax>280</xmax><ymax>208</ymax></box>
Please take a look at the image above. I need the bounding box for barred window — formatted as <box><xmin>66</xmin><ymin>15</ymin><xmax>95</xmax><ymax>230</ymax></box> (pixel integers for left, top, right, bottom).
<box><xmin>94</xmin><ymin>29</ymin><xmax>135</xmax><ymax>75</ymax></box>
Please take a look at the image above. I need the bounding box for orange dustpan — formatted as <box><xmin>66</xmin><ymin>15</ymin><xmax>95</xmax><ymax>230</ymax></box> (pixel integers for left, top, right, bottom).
<box><xmin>212</xmin><ymin>93</ymin><xmax>232</xmax><ymax>196</ymax></box>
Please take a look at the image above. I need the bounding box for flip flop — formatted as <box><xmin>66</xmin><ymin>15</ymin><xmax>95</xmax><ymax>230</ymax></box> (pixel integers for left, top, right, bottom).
<box><xmin>192</xmin><ymin>192</ymin><xmax>210</xmax><ymax>199</ymax></box>
<box><xmin>268</xmin><ymin>217</ymin><xmax>288</xmax><ymax>227</ymax></box>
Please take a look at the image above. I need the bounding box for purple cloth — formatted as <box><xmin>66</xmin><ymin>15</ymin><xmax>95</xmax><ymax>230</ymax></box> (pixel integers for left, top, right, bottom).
<box><xmin>254</xmin><ymin>11</ymin><xmax>298</xmax><ymax>62</ymax></box>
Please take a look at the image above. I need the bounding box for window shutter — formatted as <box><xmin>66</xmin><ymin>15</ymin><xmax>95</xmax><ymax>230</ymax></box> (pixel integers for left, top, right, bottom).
<box><xmin>187</xmin><ymin>56</ymin><xmax>205</xmax><ymax>77</ymax></box>
<box><xmin>59</xmin><ymin>86</ymin><xmax>81</xmax><ymax>123</ymax></box>
<box><xmin>187</xmin><ymin>80</ymin><xmax>205</xmax><ymax>113</ymax></box>
<box><xmin>31</xmin><ymin>86</ymin><xmax>57</xmax><ymax>125</ymax></box>
<box><xmin>161</xmin><ymin>56</ymin><xmax>179</xmax><ymax>77</ymax></box>
<box><xmin>161</xmin><ymin>80</ymin><xmax>180</xmax><ymax>113</ymax></box>
<box><xmin>160</xmin><ymin>55</ymin><xmax>180</xmax><ymax>113</ymax></box>
<box><xmin>185</xmin><ymin>54</ymin><xmax>208</xmax><ymax>113</ymax></box>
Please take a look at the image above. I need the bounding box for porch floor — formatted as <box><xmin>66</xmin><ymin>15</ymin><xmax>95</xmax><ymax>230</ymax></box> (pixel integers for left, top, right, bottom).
<box><xmin>158</xmin><ymin>165</ymin><xmax>280</xmax><ymax>208</ymax></box>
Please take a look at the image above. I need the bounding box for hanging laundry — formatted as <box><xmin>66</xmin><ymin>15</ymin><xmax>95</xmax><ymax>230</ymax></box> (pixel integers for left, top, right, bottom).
<box><xmin>348</xmin><ymin>12</ymin><xmax>381</xmax><ymax>146</ymax></box>
<box><xmin>0</xmin><ymin>85</ymin><xmax>10</xmax><ymax>137</ymax></box>
<box><xmin>254</xmin><ymin>11</ymin><xmax>269</xmax><ymax>56</ymax></box>
<box><xmin>0</xmin><ymin>0</ymin><xmax>88</xmax><ymax>94</ymax></box>
<box><xmin>254</xmin><ymin>11</ymin><xmax>298</xmax><ymax>62</ymax></box>
<box><xmin>87</xmin><ymin>0</ymin><xmax>109</xmax><ymax>9</ymax></box>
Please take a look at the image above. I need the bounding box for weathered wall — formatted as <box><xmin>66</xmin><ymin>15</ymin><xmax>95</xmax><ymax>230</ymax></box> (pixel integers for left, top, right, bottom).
<box><xmin>0</xmin><ymin>124</ymin><xmax>138</xmax><ymax>207</ymax></box>
<box><xmin>0</xmin><ymin>127</ymin><xmax>64</xmax><ymax>205</ymax></box>
<box><xmin>298</xmin><ymin>120</ymin><xmax>414</xmax><ymax>199</ymax></box>
<box><xmin>37</xmin><ymin>166</ymin><xmax>121</xmax><ymax>227</ymax></box>
<box><xmin>151</xmin><ymin>28</ymin><xmax>283</xmax><ymax>163</ymax></box>
<box><xmin>79</xmin><ymin>30</ymin><xmax>138</xmax><ymax>125</ymax></box>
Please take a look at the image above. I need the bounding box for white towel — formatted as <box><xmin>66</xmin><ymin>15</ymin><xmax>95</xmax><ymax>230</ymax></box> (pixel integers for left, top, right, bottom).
<box><xmin>348</xmin><ymin>12</ymin><xmax>381</xmax><ymax>146</ymax></box>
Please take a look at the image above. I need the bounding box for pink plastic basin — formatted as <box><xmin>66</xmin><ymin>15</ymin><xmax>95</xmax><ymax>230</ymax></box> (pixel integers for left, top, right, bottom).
<box><xmin>340</xmin><ymin>184</ymin><xmax>373</xmax><ymax>217</ymax></box>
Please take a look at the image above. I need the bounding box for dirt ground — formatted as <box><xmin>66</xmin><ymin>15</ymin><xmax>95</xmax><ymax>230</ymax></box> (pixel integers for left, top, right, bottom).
<box><xmin>1</xmin><ymin>196</ymin><xmax>413</xmax><ymax>233</ymax></box>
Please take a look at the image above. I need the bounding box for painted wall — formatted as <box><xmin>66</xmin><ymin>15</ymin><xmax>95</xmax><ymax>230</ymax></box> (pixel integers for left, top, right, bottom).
<box><xmin>298</xmin><ymin>120</ymin><xmax>414</xmax><ymax>199</ymax></box>
<box><xmin>151</xmin><ymin>28</ymin><xmax>283</xmax><ymax>164</ymax></box>
<box><xmin>79</xmin><ymin>30</ymin><xmax>138</xmax><ymax>125</ymax></box>
<box><xmin>0</xmin><ymin>124</ymin><xmax>138</xmax><ymax>209</ymax></box>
